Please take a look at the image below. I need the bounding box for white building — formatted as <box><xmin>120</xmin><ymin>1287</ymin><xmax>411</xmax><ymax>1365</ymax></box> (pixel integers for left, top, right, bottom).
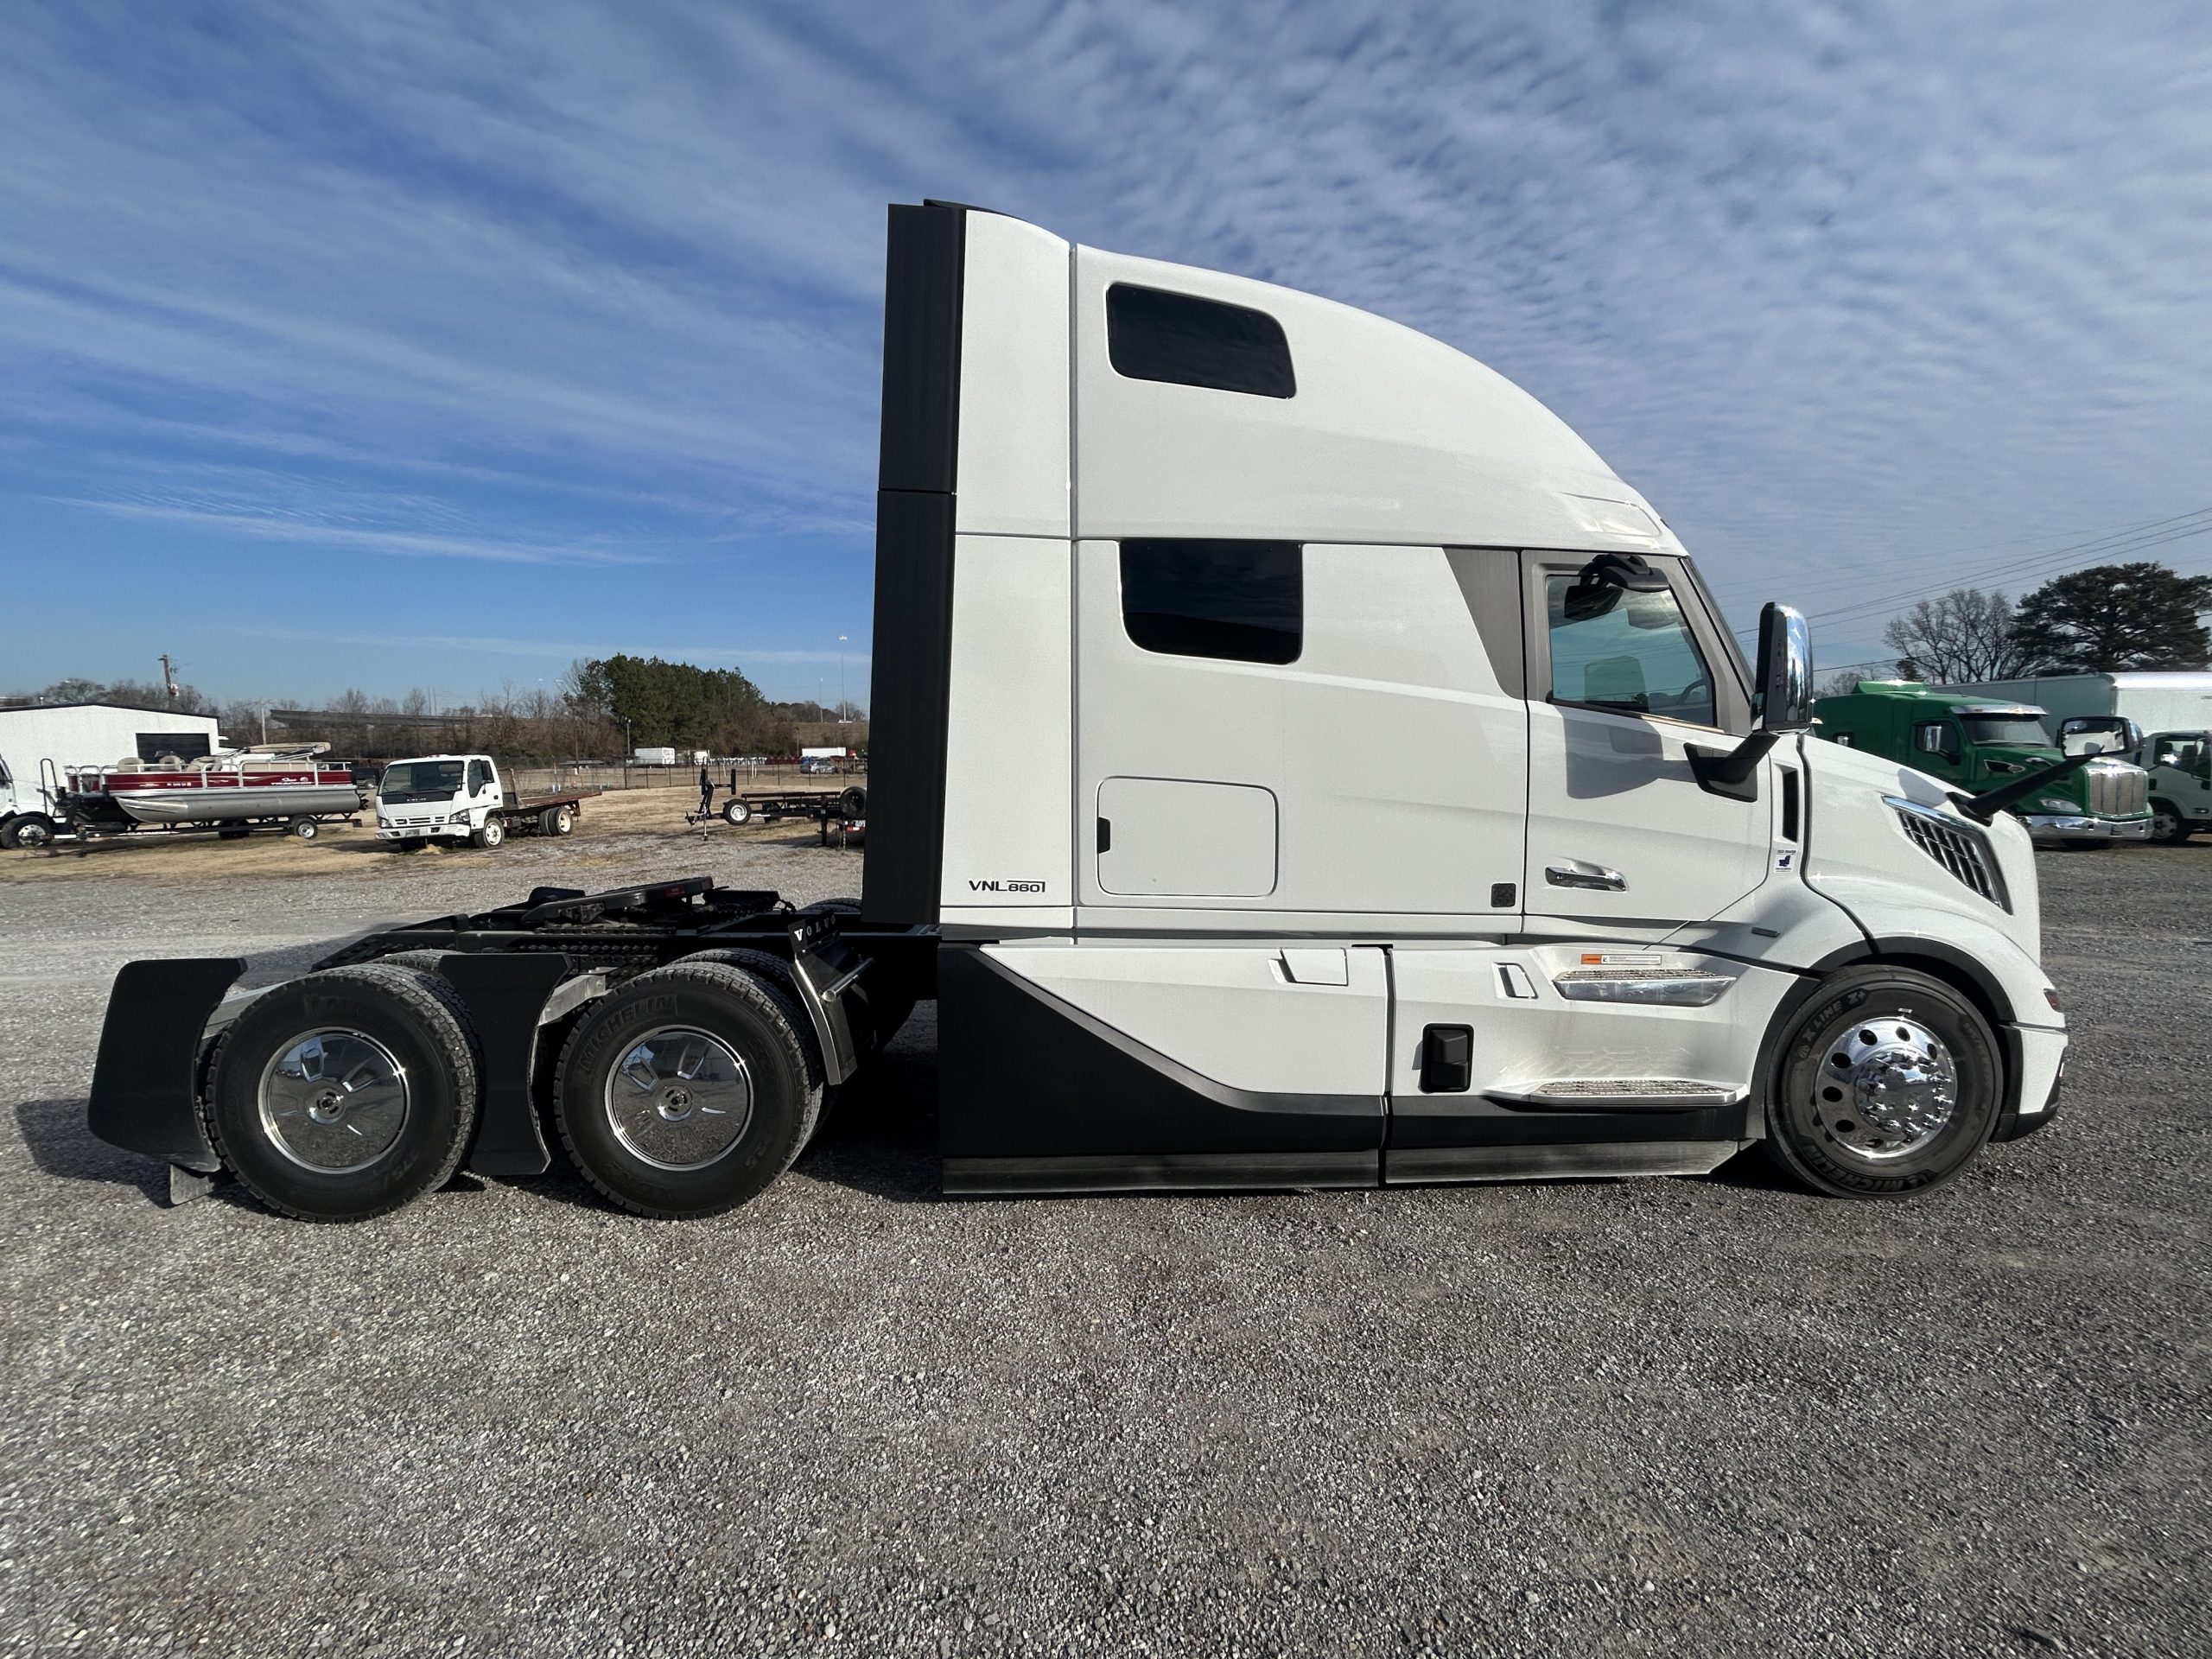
<box><xmin>0</xmin><ymin>702</ymin><xmax>226</xmax><ymax>838</ymax></box>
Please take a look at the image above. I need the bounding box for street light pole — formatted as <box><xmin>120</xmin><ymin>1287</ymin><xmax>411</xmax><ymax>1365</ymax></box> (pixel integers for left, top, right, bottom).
<box><xmin>838</xmin><ymin>635</ymin><xmax>848</xmax><ymax>719</ymax></box>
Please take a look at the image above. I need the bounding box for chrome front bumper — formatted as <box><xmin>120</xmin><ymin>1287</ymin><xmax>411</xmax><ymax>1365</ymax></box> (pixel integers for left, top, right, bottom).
<box><xmin>2022</xmin><ymin>814</ymin><xmax>2153</xmax><ymax>843</ymax></box>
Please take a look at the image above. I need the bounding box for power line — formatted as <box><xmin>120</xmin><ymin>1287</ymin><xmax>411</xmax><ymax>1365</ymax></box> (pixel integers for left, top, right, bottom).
<box><xmin>1710</xmin><ymin>505</ymin><xmax>2212</xmax><ymax>608</ymax></box>
<box><xmin>1728</xmin><ymin>507</ymin><xmax>2212</xmax><ymax>641</ymax></box>
<box><xmin>1795</xmin><ymin>516</ymin><xmax>2212</xmax><ymax>632</ymax></box>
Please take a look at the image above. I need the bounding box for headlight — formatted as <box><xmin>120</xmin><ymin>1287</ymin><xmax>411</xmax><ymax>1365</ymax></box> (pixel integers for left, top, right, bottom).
<box><xmin>2035</xmin><ymin>797</ymin><xmax>2076</xmax><ymax>812</ymax></box>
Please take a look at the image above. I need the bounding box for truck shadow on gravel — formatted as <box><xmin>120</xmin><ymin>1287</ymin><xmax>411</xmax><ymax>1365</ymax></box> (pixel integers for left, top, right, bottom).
<box><xmin>11</xmin><ymin>1096</ymin><xmax>170</xmax><ymax>1205</ymax></box>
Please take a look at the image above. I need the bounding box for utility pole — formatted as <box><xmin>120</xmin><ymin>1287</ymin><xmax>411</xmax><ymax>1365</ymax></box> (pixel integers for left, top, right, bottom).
<box><xmin>838</xmin><ymin>636</ymin><xmax>848</xmax><ymax>720</ymax></box>
<box><xmin>159</xmin><ymin>654</ymin><xmax>178</xmax><ymax>708</ymax></box>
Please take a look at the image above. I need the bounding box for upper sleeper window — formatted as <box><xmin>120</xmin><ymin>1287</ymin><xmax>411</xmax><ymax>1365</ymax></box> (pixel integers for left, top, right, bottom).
<box><xmin>1106</xmin><ymin>285</ymin><xmax>1296</xmax><ymax>398</ymax></box>
<box><xmin>1121</xmin><ymin>540</ymin><xmax>1302</xmax><ymax>665</ymax></box>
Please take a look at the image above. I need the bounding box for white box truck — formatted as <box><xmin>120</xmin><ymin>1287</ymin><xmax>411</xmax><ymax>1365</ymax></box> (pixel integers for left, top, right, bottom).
<box><xmin>632</xmin><ymin>746</ymin><xmax>678</xmax><ymax>766</ymax></box>
<box><xmin>1942</xmin><ymin>672</ymin><xmax>2212</xmax><ymax>748</ymax></box>
<box><xmin>85</xmin><ymin>201</ymin><xmax>2067</xmax><ymax>1223</ymax></box>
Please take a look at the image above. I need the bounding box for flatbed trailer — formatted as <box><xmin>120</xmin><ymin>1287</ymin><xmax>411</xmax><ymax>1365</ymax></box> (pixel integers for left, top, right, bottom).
<box><xmin>85</xmin><ymin>200</ymin><xmax>2069</xmax><ymax>1224</ymax></box>
<box><xmin>692</xmin><ymin>774</ymin><xmax>867</xmax><ymax>830</ymax></box>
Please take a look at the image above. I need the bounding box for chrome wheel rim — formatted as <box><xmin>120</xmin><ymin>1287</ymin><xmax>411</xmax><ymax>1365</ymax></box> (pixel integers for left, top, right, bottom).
<box><xmin>1812</xmin><ymin>1015</ymin><xmax>1956</xmax><ymax>1160</ymax></box>
<box><xmin>605</xmin><ymin>1026</ymin><xmax>753</xmax><ymax>1170</ymax></box>
<box><xmin>257</xmin><ymin>1028</ymin><xmax>411</xmax><ymax>1173</ymax></box>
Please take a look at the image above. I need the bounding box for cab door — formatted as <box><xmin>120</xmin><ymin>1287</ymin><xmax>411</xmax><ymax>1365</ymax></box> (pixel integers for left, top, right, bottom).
<box><xmin>1520</xmin><ymin>552</ymin><xmax>1770</xmax><ymax>936</ymax></box>
<box><xmin>1908</xmin><ymin>717</ymin><xmax>1972</xmax><ymax>788</ymax></box>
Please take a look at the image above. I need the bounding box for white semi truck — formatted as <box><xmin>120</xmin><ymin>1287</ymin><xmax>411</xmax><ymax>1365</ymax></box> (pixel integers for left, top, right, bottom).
<box><xmin>86</xmin><ymin>201</ymin><xmax>2068</xmax><ymax>1223</ymax></box>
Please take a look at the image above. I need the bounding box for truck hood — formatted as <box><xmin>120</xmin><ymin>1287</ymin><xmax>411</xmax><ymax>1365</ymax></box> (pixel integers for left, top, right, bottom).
<box><xmin>1796</xmin><ymin>734</ymin><xmax>2050</xmax><ymax>1024</ymax></box>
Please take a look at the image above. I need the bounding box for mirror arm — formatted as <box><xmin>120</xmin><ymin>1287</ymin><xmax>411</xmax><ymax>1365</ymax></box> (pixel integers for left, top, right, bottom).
<box><xmin>1688</xmin><ymin>730</ymin><xmax>1779</xmax><ymax>798</ymax></box>
<box><xmin>1949</xmin><ymin>750</ymin><xmax>2101</xmax><ymax>825</ymax></box>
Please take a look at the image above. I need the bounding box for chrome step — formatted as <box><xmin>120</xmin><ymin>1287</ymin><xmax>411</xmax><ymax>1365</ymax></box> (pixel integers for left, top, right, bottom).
<box><xmin>1491</xmin><ymin>1078</ymin><xmax>1742</xmax><ymax>1110</ymax></box>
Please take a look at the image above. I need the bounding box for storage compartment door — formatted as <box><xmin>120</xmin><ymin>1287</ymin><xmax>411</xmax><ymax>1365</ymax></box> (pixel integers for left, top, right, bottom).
<box><xmin>1097</xmin><ymin>777</ymin><xmax>1276</xmax><ymax>897</ymax></box>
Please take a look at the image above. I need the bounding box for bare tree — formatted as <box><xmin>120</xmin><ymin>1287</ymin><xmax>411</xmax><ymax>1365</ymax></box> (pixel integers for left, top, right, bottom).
<box><xmin>1820</xmin><ymin>669</ymin><xmax>1870</xmax><ymax>696</ymax></box>
<box><xmin>1882</xmin><ymin>588</ymin><xmax>2031</xmax><ymax>684</ymax></box>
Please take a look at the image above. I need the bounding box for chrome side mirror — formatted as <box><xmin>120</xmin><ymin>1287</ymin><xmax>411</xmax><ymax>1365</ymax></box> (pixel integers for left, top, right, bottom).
<box><xmin>1755</xmin><ymin>603</ymin><xmax>1813</xmax><ymax>733</ymax></box>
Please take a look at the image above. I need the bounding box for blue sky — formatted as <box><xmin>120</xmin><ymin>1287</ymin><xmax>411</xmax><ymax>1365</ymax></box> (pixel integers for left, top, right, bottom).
<box><xmin>3</xmin><ymin>1</ymin><xmax>2208</xmax><ymax>708</ymax></box>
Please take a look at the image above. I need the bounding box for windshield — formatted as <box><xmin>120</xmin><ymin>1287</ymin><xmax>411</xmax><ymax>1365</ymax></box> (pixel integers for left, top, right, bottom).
<box><xmin>1960</xmin><ymin>715</ymin><xmax>2050</xmax><ymax>747</ymax></box>
<box><xmin>380</xmin><ymin>760</ymin><xmax>466</xmax><ymax>803</ymax></box>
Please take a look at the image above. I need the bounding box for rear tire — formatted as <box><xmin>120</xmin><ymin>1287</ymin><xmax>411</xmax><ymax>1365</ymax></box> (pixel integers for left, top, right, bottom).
<box><xmin>1762</xmin><ymin>965</ymin><xmax>2001</xmax><ymax>1199</ymax></box>
<box><xmin>471</xmin><ymin>818</ymin><xmax>505</xmax><ymax>849</ymax></box>
<box><xmin>205</xmin><ymin>964</ymin><xmax>480</xmax><ymax>1222</ymax></box>
<box><xmin>540</xmin><ymin>804</ymin><xmax>575</xmax><ymax>836</ymax></box>
<box><xmin>838</xmin><ymin>786</ymin><xmax>867</xmax><ymax>820</ymax></box>
<box><xmin>553</xmin><ymin>961</ymin><xmax>823</xmax><ymax>1217</ymax></box>
<box><xmin>217</xmin><ymin>824</ymin><xmax>251</xmax><ymax>840</ymax></box>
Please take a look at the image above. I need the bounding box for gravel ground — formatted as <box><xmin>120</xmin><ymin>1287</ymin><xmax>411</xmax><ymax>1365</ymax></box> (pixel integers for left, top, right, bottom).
<box><xmin>1</xmin><ymin>824</ymin><xmax>2206</xmax><ymax>1657</ymax></box>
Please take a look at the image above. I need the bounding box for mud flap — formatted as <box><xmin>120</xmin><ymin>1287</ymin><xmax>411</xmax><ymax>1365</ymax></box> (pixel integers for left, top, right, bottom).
<box><xmin>86</xmin><ymin>957</ymin><xmax>245</xmax><ymax>1176</ymax></box>
<box><xmin>434</xmin><ymin>952</ymin><xmax>574</xmax><ymax>1177</ymax></box>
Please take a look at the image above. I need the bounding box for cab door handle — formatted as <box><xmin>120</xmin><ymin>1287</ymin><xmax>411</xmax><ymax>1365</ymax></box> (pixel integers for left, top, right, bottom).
<box><xmin>1546</xmin><ymin>860</ymin><xmax>1626</xmax><ymax>892</ymax></box>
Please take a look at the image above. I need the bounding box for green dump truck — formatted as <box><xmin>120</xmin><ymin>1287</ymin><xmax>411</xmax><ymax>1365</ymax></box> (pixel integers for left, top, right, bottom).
<box><xmin>1813</xmin><ymin>680</ymin><xmax>2152</xmax><ymax>846</ymax></box>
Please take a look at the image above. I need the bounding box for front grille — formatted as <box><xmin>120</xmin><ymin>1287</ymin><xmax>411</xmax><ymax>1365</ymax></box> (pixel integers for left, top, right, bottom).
<box><xmin>2085</xmin><ymin>761</ymin><xmax>2147</xmax><ymax>817</ymax></box>
<box><xmin>1888</xmin><ymin>798</ymin><xmax>2007</xmax><ymax>909</ymax></box>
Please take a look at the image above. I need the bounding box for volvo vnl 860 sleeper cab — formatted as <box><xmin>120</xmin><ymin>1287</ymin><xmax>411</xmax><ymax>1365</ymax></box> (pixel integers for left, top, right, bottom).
<box><xmin>85</xmin><ymin>201</ymin><xmax>2067</xmax><ymax>1223</ymax></box>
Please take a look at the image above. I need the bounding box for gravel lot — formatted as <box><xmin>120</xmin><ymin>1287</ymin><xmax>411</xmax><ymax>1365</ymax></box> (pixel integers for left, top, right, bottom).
<box><xmin>2</xmin><ymin>817</ymin><xmax>2206</xmax><ymax>1657</ymax></box>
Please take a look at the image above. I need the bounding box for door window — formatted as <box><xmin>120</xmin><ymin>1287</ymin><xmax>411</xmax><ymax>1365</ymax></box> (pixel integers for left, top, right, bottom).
<box><xmin>1912</xmin><ymin>721</ymin><xmax>1961</xmax><ymax>762</ymax></box>
<box><xmin>467</xmin><ymin>760</ymin><xmax>493</xmax><ymax>794</ymax></box>
<box><xmin>1542</xmin><ymin>575</ymin><xmax>1715</xmax><ymax>727</ymax></box>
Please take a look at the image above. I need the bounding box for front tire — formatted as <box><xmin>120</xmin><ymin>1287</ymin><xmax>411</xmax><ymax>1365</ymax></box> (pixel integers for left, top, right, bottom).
<box><xmin>2151</xmin><ymin>802</ymin><xmax>2194</xmax><ymax>843</ymax></box>
<box><xmin>471</xmin><ymin>818</ymin><xmax>505</xmax><ymax>849</ymax></box>
<box><xmin>1763</xmin><ymin>965</ymin><xmax>2002</xmax><ymax>1198</ymax></box>
<box><xmin>205</xmin><ymin>964</ymin><xmax>480</xmax><ymax>1221</ymax></box>
<box><xmin>3</xmin><ymin>814</ymin><xmax>57</xmax><ymax>849</ymax></box>
<box><xmin>553</xmin><ymin>961</ymin><xmax>823</xmax><ymax>1217</ymax></box>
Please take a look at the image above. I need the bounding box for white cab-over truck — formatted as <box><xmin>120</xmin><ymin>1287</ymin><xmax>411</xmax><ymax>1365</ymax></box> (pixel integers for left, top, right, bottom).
<box><xmin>373</xmin><ymin>754</ymin><xmax>593</xmax><ymax>850</ymax></box>
<box><xmin>87</xmin><ymin>201</ymin><xmax>2067</xmax><ymax>1222</ymax></box>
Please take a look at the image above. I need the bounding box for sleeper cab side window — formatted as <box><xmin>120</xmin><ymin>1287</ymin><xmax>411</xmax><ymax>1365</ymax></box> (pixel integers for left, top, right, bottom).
<box><xmin>1106</xmin><ymin>284</ymin><xmax>1295</xmax><ymax>398</ymax></box>
<box><xmin>1121</xmin><ymin>540</ymin><xmax>1302</xmax><ymax>665</ymax></box>
<box><xmin>1543</xmin><ymin>574</ymin><xmax>1716</xmax><ymax>727</ymax></box>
